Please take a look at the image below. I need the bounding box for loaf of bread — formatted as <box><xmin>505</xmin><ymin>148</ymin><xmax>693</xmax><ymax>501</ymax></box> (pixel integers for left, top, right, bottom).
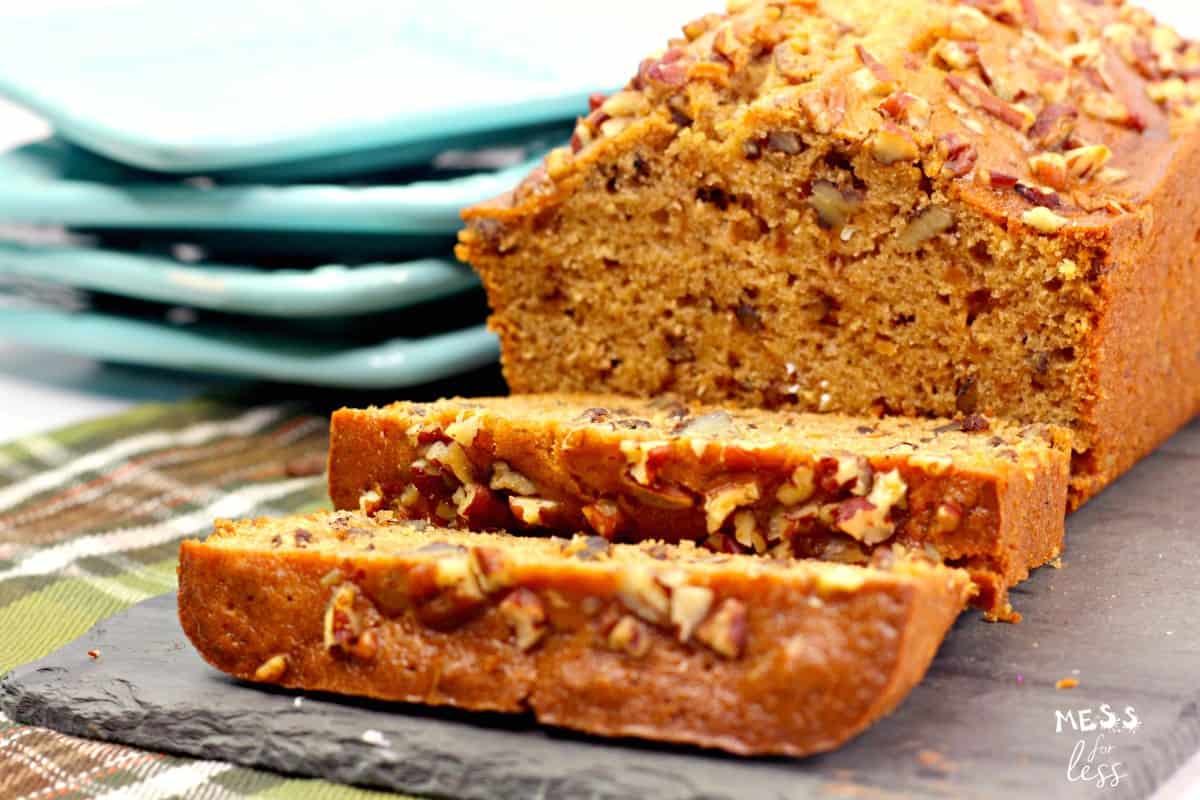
<box><xmin>327</xmin><ymin>394</ymin><xmax>1068</xmax><ymax>620</ymax></box>
<box><xmin>178</xmin><ymin>511</ymin><xmax>972</xmax><ymax>756</ymax></box>
<box><xmin>456</xmin><ymin>0</ymin><xmax>1200</xmax><ymax>507</ymax></box>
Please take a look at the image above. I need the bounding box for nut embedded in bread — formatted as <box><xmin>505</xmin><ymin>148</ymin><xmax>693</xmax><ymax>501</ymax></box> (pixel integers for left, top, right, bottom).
<box><xmin>327</xmin><ymin>393</ymin><xmax>1069</xmax><ymax>620</ymax></box>
<box><xmin>177</xmin><ymin>511</ymin><xmax>973</xmax><ymax>757</ymax></box>
<box><xmin>456</xmin><ymin>0</ymin><xmax>1200</xmax><ymax>508</ymax></box>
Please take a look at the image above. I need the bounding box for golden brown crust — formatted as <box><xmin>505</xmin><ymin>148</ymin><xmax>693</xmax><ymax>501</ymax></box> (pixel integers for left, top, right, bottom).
<box><xmin>326</xmin><ymin>394</ymin><xmax>1068</xmax><ymax>619</ymax></box>
<box><xmin>177</xmin><ymin>512</ymin><xmax>972</xmax><ymax>757</ymax></box>
<box><xmin>455</xmin><ymin>0</ymin><xmax>1200</xmax><ymax>506</ymax></box>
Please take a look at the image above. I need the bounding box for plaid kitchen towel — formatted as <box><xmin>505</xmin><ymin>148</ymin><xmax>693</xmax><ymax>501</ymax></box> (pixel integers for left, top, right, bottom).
<box><xmin>0</xmin><ymin>396</ymin><xmax>408</xmax><ymax>799</ymax></box>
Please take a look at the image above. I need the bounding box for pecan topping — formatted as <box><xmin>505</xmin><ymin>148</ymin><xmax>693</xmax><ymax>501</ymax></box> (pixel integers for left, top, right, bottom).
<box><xmin>1029</xmin><ymin>104</ymin><xmax>1078</xmax><ymax>150</ymax></box>
<box><xmin>1014</xmin><ymin>183</ymin><xmax>1062</xmax><ymax>208</ymax></box>
<box><xmin>799</xmin><ymin>86</ymin><xmax>847</xmax><ymax>134</ymax></box>
<box><xmin>879</xmin><ymin>91</ymin><xmax>932</xmax><ymax>129</ymax></box>
<box><xmin>871</xmin><ymin>123</ymin><xmax>919</xmax><ymax>164</ymax></box>
<box><xmin>945</xmin><ymin>75</ymin><xmax>1035</xmax><ymax>132</ymax></box>
<box><xmin>855</xmin><ymin>44</ymin><xmax>895</xmax><ymax>86</ymax></box>
<box><xmin>1022</xmin><ymin>206</ymin><xmax>1069</xmax><ymax>233</ymax></box>
<box><xmin>937</xmin><ymin>133</ymin><xmax>978</xmax><ymax>178</ymax></box>
<box><xmin>1029</xmin><ymin>153</ymin><xmax>1069</xmax><ymax>191</ymax></box>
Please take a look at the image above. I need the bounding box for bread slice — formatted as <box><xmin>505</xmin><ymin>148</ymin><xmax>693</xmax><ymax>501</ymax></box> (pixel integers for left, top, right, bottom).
<box><xmin>328</xmin><ymin>394</ymin><xmax>1068</xmax><ymax>621</ymax></box>
<box><xmin>455</xmin><ymin>0</ymin><xmax>1200</xmax><ymax>508</ymax></box>
<box><xmin>178</xmin><ymin>511</ymin><xmax>973</xmax><ymax>757</ymax></box>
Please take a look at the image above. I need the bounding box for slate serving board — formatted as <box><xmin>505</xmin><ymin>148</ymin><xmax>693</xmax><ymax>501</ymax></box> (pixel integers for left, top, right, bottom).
<box><xmin>4</xmin><ymin>420</ymin><xmax>1199</xmax><ymax>800</ymax></box>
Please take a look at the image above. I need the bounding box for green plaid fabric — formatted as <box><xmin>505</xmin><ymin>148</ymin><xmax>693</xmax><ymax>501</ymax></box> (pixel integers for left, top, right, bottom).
<box><xmin>0</xmin><ymin>397</ymin><xmax>410</xmax><ymax>799</ymax></box>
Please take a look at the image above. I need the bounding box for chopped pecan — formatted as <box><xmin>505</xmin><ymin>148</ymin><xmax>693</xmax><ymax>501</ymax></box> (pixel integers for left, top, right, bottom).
<box><xmin>636</xmin><ymin>48</ymin><xmax>689</xmax><ymax>88</ymax></box>
<box><xmin>799</xmin><ymin>86</ymin><xmax>847</xmax><ymax>134</ymax></box>
<box><xmin>809</xmin><ymin>181</ymin><xmax>861</xmax><ymax>229</ymax></box>
<box><xmin>1022</xmin><ymin>206</ymin><xmax>1069</xmax><ymax>234</ymax></box>
<box><xmin>695</xmin><ymin>598</ymin><xmax>748</xmax><ymax>658</ymax></box>
<box><xmin>452</xmin><ymin>483</ymin><xmax>511</xmax><ymax>529</ymax></box>
<box><xmin>1064</xmin><ymin>144</ymin><xmax>1112</xmax><ymax>181</ymax></box>
<box><xmin>733</xmin><ymin>509</ymin><xmax>768</xmax><ymax>553</ymax></box>
<box><xmin>424</xmin><ymin>440</ymin><xmax>475</xmax><ymax>486</ymax></box>
<box><xmin>1029</xmin><ymin>153</ymin><xmax>1069</xmax><ymax>191</ymax></box>
<box><xmin>508</xmin><ymin>497</ymin><xmax>563</xmax><ymax>528</ymax></box>
<box><xmin>489</xmin><ymin>461</ymin><xmax>538</xmax><ymax>496</ymax></box>
<box><xmin>765</xmin><ymin>130</ymin><xmax>803</xmax><ymax>154</ymax></box>
<box><xmin>872</xmin><ymin>123</ymin><xmax>920</xmax><ymax>164</ymax></box>
<box><xmin>833</xmin><ymin>469</ymin><xmax>908</xmax><ymax>545</ymax></box>
<box><xmin>776</xmin><ymin>464</ymin><xmax>816</xmax><ymax>506</ymax></box>
<box><xmin>670</xmin><ymin>584</ymin><xmax>715</xmax><ymax>642</ymax></box>
<box><xmin>774</xmin><ymin>40</ymin><xmax>818</xmax><ymax>83</ymax></box>
<box><xmin>1080</xmin><ymin>92</ymin><xmax>1145</xmax><ymax>131</ymax></box>
<box><xmin>1029</xmin><ymin>103</ymin><xmax>1078</xmax><ymax>150</ymax></box>
<box><xmin>931</xmin><ymin>39</ymin><xmax>979</xmax><ymax>70</ymax></box>
<box><xmin>253</xmin><ymin>654</ymin><xmax>288</xmax><ymax>683</ymax></box>
<box><xmin>897</xmin><ymin>207</ymin><xmax>956</xmax><ymax>251</ymax></box>
<box><xmin>600</xmin><ymin>90</ymin><xmax>650</xmax><ymax>119</ymax></box>
<box><xmin>607</xmin><ymin>615</ymin><xmax>651</xmax><ymax>657</ymax></box>
<box><xmin>937</xmin><ymin>133</ymin><xmax>978</xmax><ymax>178</ymax></box>
<box><xmin>945</xmin><ymin>75</ymin><xmax>1035</xmax><ymax>132</ymax></box>
<box><xmin>879</xmin><ymin>91</ymin><xmax>932</xmax><ymax>129</ymax></box>
<box><xmin>323</xmin><ymin>584</ymin><xmax>377</xmax><ymax>660</ymax></box>
<box><xmin>582</xmin><ymin>499</ymin><xmax>627</xmax><ymax>539</ymax></box>
<box><xmin>931</xmin><ymin>500</ymin><xmax>964</xmax><ymax>534</ymax></box>
<box><xmin>981</xmin><ymin>169</ymin><xmax>1019</xmax><ymax>189</ymax></box>
<box><xmin>617</xmin><ymin>565</ymin><xmax>671</xmax><ymax>624</ymax></box>
<box><xmin>703</xmin><ymin>479</ymin><xmax>761</xmax><ymax>533</ymax></box>
<box><xmin>1014</xmin><ymin>183</ymin><xmax>1062</xmax><ymax>208</ymax></box>
<box><xmin>470</xmin><ymin>545</ymin><xmax>513</xmax><ymax>594</ymax></box>
<box><xmin>499</xmin><ymin>588</ymin><xmax>547</xmax><ymax>652</ymax></box>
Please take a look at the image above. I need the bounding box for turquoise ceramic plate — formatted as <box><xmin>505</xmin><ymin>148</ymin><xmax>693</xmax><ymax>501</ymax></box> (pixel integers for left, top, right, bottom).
<box><xmin>0</xmin><ymin>242</ymin><xmax>479</xmax><ymax>317</ymax></box>
<box><xmin>0</xmin><ymin>0</ymin><xmax>693</xmax><ymax>173</ymax></box>
<box><xmin>0</xmin><ymin>138</ymin><xmax>543</xmax><ymax>234</ymax></box>
<box><xmin>0</xmin><ymin>306</ymin><xmax>499</xmax><ymax>388</ymax></box>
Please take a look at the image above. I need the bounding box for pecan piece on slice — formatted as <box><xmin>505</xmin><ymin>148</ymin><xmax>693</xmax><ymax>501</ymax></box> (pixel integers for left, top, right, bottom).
<box><xmin>499</xmin><ymin>588</ymin><xmax>548</xmax><ymax>652</ymax></box>
<box><xmin>695</xmin><ymin>598</ymin><xmax>748</xmax><ymax>658</ymax></box>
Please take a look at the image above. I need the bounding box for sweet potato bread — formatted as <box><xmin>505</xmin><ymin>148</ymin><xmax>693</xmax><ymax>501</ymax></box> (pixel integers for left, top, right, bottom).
<box><xmin>177</xmin><ymin>511</ymin><xmax>973</xmax><ymax>757</ymax></box>
<box><xmin>456</xmin><ymin>0</ymin><xmax>1200</xmax><ymax>507</ymax></box>
<box><xmin>327</xmin><ymin>394</ymin><xmax>1069</xmax><ymax>620</ymax></box>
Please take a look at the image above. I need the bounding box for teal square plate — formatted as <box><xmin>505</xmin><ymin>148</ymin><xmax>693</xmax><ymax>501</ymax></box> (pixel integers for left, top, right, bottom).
<box><xmin>0</xmin><ymin>288</ymin><xmax>499</xmax><ymax>388</ymax></box>
<box><xmin>0</xmin><ymin>137</ymin><xmax>545</xmax><ymax>235</ymax></box>
<box><xmin>0</xmin><ymin>0</ymin><xmax>694</xmax><ymax>174</ymax></box>
<box><xmin>0</xmin><ymin>239</ymin><xmax>479</xmax><ymax>317</ymax></box>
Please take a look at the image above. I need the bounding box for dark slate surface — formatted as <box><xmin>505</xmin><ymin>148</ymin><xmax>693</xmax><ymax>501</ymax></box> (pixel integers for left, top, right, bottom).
<box><xmin>4</xmin><ymin>420</ymin><xmax>1200</xmax><ymax>800</ymax></box>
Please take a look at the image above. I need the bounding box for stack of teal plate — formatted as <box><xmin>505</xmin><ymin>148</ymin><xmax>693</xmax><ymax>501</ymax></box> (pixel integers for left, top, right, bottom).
<box><xmin>0</xmin><ymin>0</ymin><xmax>694</xmax><ymax>386</ymax></box>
